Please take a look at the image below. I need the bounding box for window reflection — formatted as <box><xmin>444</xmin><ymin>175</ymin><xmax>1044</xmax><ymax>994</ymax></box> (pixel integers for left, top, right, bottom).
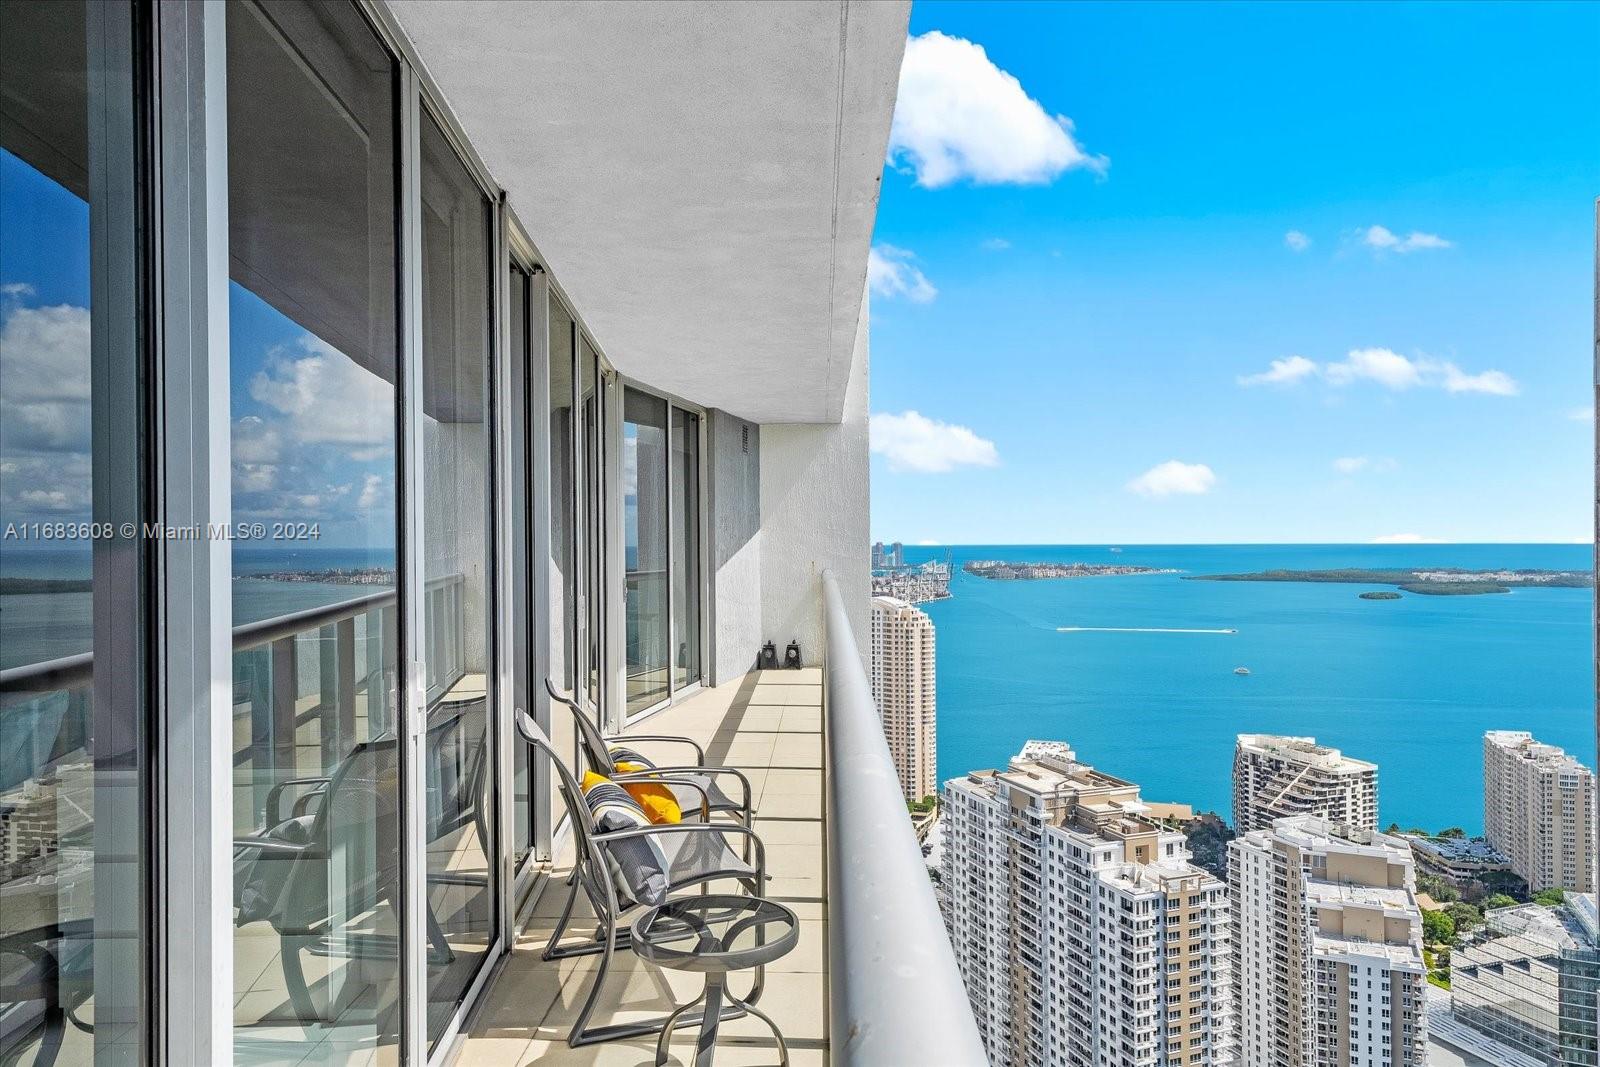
<box><xmin>418</xmin><ymin>106</ymin><xmax>497</xmax><ymax>1044</ymax></box>
<box><xmin>547</xmin><ymin>298</ymin><xmax>580</xmax><ymax>808</ymax></box>
<box><xmin>624</xmin><ymin>389</ymin><xmax>670</xmax><ymax>715</ymax></box>
<box><xmin>671</xmin><ymin>409</ymin><xmax>702</xmax><ymax>690</ymax></box>
<box><xmin>0</xmin><ymin>3</ymin><xmax>148</xmax><ymax>1061</ymax></box>
<box><xmin>225</xmin><ymin>1</ymin><xmax>402</xmax><ymax>1058</ymax></box>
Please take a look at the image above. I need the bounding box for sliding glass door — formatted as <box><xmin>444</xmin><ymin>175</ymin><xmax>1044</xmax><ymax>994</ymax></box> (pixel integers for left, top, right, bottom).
<box><xmin>225</xmin><ymin>0</ymin><xmax>404</xmax><ymax>1059</ymax></box>
<box><xmin>417</xmin><ymin>107</ymin><xmax>497</xmax><ymax>1047</ymax></box>
<box><xmin>0</xmin><ymin>3</ymin><xmax>151</xmax><ymax>1061</ymax></box>
<box><xmin>671</xmin><ymin>409</ymin><xmax>703</xmax><ymax>691</ymax></box>
<box><xmin>623</xmin><ymin>387</ymin><xmax>704</xmax><ymax>718</ymax></box>
<box><xmin>624</xmin><ymin>391</ymin><xmax>671</xmax><ymax>715</ymax></box>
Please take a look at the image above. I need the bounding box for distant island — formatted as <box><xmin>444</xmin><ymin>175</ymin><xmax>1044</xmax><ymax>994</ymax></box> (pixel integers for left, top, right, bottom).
<box><xmin>1358</xmin><ymin>590</ymin><xmax>1402</xmax><ymax>601</ymax></box>
<box><xmin>0</xmin><ymin>577</ymin><xmax>93</xmax><ymax>595</ymax></box>
<box><xmin>1188</xmin><ymin>568</ymin><xmax>1592</xmax><ymax>597</ymax></box>
<box><xmin>965</xmin><ymin>560</ymin><xmax>1176</xmax><ymax>581</ymax></box>
<box><xmin>237</xmin><ymin>567</ymin><xmax>396</xmax><ymax>587</ymax></box>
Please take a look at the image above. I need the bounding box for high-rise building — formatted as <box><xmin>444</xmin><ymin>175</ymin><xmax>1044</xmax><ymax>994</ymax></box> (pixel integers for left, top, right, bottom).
<box><xmin>1230</xmin><ymin>817</ymin><xmax>1428</xmax><ymax>1067</ymax></box>
<box><xmin>869</xmin><ymin>595</ymin><xmax>937</xmax><ymax>801</ymax></box>
<box><xmin>1232</xmin><ymin>734</ymin><xmax>1379</xmax><ymax>835</ymax></box>
<box><xmin>1450</xmin><ymin>894</ymin><xmax>1600</xmax><ymax>1065</ymax></box>
<box><xmin>1483</xmin><ymin>731</ymin><xmax>1598</xmax><ymax>893</ymax></box>
<box><xmin>943</xmin><ymin>741</ymin><xmax>1237</xmax><ymax>1067</ymax></box>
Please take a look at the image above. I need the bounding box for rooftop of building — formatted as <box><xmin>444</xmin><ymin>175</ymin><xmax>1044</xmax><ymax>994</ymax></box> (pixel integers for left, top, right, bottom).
<box><xmin>1485</xmin><ymin>730</ymin><xmax>1594</xmax><ymax>773</ymax></box>
<box><xmin>1485</xmin><ymin>895</ymin><xmax>1600</xmax><ymax>951</ymax></box>
<box><xmin>1236</xmin><ymin>733</ymin><xmax>1378</xmax><ymax>773</ymax></box>
<box><xmin>1405</xmin><ymin>835</ymin><xmax>1510</xmax><ymax>865</ymax></box>
<box><xmin>1245</xmin><ymin>814</ymin><xmax>1412</xmax><ymax>859</ymax></box>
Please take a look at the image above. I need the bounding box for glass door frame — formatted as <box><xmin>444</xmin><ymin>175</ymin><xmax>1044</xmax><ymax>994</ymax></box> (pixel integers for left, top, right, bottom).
<box><xmin>382</xmin><ymin>11</ymin><xmax>508</xmax><ymax>1060</ymax></box>
<box><xmin>504</xmin><ymin>218</ymin><xmax>552</xmax><ymax>901</ymax></box>
<box><xmin>617</xmin><ymin>378</ymin><xmax>710</xmax><ymax>725</ymax></box>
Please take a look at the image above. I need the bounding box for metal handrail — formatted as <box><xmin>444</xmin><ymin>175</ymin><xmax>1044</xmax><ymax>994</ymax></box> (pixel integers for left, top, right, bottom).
<box><xmin>820</xmin><ymin>569</ymin><xmax>989</xmax><ymax>1066</ymax></box>
<box><xmin>0</xmin><ymin>573</ymin><xmax>464</xmax><ymax>695</ymax></box>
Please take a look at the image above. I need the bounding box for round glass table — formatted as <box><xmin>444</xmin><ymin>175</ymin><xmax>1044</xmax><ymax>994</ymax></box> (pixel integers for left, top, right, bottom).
<box><xmin>630</xmin><ymin>894</ymin><xmax>799</xmax><ymax>1066</ymax></box>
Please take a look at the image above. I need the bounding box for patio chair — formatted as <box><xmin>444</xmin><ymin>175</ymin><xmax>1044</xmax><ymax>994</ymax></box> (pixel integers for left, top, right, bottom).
<box><xmin>515</xmin><ymin>707</ymin><xmax>768</xmax><ymax>1048</ymax></box>
<box><xmin>232</xmin><ymin>718</ymin><xmax>478</xmax><ymax>1023</ymax></box>
<box><xmin>544</xmin><ymin>677</ymin><xmax>754</xmax><ymax>832</ymax></box>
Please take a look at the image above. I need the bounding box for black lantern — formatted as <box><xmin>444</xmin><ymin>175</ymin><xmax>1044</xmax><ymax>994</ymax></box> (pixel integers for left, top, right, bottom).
<box><xmin>758</xmin><ymin>641</ymin><xmax>778</xmax><ymax>670</ymax></box>
<box><xmin>784</xmin><ymin>640</ymin><xmax>802</xmax><ymax>669</ymax></box>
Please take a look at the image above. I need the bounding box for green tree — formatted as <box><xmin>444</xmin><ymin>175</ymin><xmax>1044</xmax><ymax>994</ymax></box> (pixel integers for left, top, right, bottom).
<box><xmin>1422</xmin><ymin>909</ymin><xmax>1456</xmax><ymax>945</ymax></box>
<box><xmin>1384</xmin><ymin>822</ymin><xmax>1401</xmax><ymax>835</ymax></box>
<box><xmin>1485</xmin><ymin>893</ymin><xmax>1517</xmax><ymax>910</ymax></box>
<box><xmin>1437</xmin><ymin>826</ymin><xmax>1467</xmax><ymax>839</ymax></box>
<box><xmin>1535</xmin><ymin>888</ymin><xmax>1568</xmax><ymax>907</ymax></box>
<box><xmin>1445</xmin><ymin>902</ymin><xmax>1483</xmax><ymax>931</ymax></box>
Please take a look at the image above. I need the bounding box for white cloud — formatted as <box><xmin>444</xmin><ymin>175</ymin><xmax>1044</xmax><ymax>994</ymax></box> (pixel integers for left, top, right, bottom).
<box><xmin>1284</xmin><ymin>230</ymin><xmax>1310</xmax><ymax>252</ymax></box>
<box><xmin>1361</xmin><ymin>225</ymin><xmax>1453</xmax><ymax>255</ymax></box>
<box><xmin>1333</xmin><ymin>456</ymin><xmax>1397</xmax><ymax>475</ymax></box>
<box><xmin>1237</xmin><ymin>355</ymin><xmax>1318</xmax><ymax>387</ymax></box>
<box><xmin>1325</xmin><ymin>347</ymin><xmax>1424</xmax><ymax>389</ymax></box>
<box><xmin>0</xmin><ymin>303</ymin><xmax>91</xmax><ymax>454</ymax></box>
<box><xmin>1568</xmin><ymin>407</ymin><xmax>1595</xmax><ymax>422</ymax></box>
<box><xmin>870</xmin><ymin>410</ymin><xmax>999</xmax><ymax>473</ymax></box>
<box><xmin>981</xmin><ymin>237</ymin><xmax>1011</xmax><ymax>251</ymax></box>
<box><xmin>889</xmin><ymin>30</ymin><xmax>1106</xmax><ymax>188</ymax></box>
<box><xmin>1</xmin><ymin>282</ymin><xmax>37</xmax><ymax>300</ymax></box>
<box><xmin>1369</xmin><ymin>533</ymin><xmax>1448</xmax><ymax>544</ymax></box>
<box><xmin>1322</xmin><ymin>348</ymin><xmax>1518</xmax><ymax>396</ymax></box>
<box><xmin>357</xmin><ymin>473</ymin><xmax>383</xmax><ymax>509</ymax></box>
<box><xmin>868</xmin><ymin>244</ymin><xmax>938</xmax><ymax>303</ymax></box>
<box><xmin>1126</xmin><ymin>460</ymin><xmax>1216</xmax><ymax>498</ymax></box>
<box><xmin>249</xmin><ymin>336</ymin><xmax>396</xmax><ymax>449</ymax></box>
<box><xmin>1439</xmin><ymin>365</ymin><xmax>1517</xmax><ymax>396</ymax></box>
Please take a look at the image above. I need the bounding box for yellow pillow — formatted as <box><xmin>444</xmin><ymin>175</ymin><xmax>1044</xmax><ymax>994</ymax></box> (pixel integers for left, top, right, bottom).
<box><xmin>613</xmin><ymin>761</ymin><xmax>682</xmax><ymax>824</ymax></box>
<box><xmin>585</xmin><ymin>765</ymin><xmax>682</xmax><ymax>824</ymax></box>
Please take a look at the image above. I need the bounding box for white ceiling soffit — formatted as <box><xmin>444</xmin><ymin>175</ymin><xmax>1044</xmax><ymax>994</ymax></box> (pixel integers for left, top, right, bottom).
<box><xmin>389</xmin><ymin>0</ymin><xmax>909</xmax><ymax>424</ymax></box>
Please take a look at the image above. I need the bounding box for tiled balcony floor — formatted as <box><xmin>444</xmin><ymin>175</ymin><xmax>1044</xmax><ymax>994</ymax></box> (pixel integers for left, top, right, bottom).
<box><xmin>453</xmin><ymin>669</ymin><xmax>827</xmax><ymax>1066</ymax></box>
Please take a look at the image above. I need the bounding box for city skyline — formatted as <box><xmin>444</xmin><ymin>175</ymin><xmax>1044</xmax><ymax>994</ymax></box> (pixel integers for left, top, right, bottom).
<box><xmin>867</xmin><ymin>1</ymin><xmax>1600</xmax><ymax>545</ymax></box>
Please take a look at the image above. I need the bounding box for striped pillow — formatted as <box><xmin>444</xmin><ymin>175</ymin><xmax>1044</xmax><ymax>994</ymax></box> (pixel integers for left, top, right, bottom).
<box><xmin>581</xmin><ymin>771</ymin><xmax>668</xmax><ymax>906</ymax></box>
<box><xmin>607</xmin><ymin>746</ymin><xmax>656</xmax><ymax>770</ymax></box>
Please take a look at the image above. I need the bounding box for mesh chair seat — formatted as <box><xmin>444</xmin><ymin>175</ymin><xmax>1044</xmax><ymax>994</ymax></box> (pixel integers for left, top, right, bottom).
<box><xmin>657</xmin><ymin>773</ymin><xmax>742</xmax><ymax>820</ymax></box>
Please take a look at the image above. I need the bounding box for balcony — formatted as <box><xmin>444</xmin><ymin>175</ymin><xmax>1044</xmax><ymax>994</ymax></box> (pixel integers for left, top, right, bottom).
<box><xmin>449</xmin><ymin>573</ymin><xmax>986</xmax><ymax>1066</ymax></box>
<box><xmin>454</xmin><ymin>669</ymin><xmax>823</xmax><ymax>1065</ymax></box>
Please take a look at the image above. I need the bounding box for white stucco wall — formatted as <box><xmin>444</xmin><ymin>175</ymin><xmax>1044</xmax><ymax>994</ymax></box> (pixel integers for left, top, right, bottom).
<box><xmin>757</xmin><ymin>291</ymin><xmax>871</xmax><ymax>671</ymax></box>
<box><xmin>707</xmin><ymin>410</ymin><xmax>763</xmax><ymax>685</ymax></box>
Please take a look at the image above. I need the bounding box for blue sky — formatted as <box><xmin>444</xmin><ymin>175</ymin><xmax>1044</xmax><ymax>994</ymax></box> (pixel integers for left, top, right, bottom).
<box><xmin>868</xmin><ymin>1</ymin><xmax>1600</xmax><ymax>544</ymax></box>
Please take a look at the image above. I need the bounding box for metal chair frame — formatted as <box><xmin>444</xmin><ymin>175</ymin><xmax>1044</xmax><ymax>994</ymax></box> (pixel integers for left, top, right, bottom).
<box><xmin>514</xmin><ymin>708</ymin><xmax>769</xmax><ymax>1049</ymax></box>
<box><xmin>544</xmin><ymin>678</ymin><xmax>755</xmax><ymax>834</ymax></box>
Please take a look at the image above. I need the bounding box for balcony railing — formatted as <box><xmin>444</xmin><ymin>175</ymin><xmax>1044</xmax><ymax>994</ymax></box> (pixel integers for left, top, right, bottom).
<box><xmin>820</xmin><ymin>569</ymin><xmax>989</xmax><ymax>1066</ymax></box>
<box><xmin>0</xmin><ymin>574</ymin><xmax>465</xmax><ymax>818</ymax></box>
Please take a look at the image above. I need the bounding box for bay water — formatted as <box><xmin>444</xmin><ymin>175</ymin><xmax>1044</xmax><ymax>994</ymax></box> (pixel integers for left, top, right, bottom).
<box><xmin>909</xmin><ymin>543</ymin><xmax>1594</xmax><ymax>835</ymax></box>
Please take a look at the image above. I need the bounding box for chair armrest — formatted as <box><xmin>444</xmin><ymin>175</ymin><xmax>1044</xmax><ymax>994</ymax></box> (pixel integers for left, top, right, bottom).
<box><xmin>612</xmin><ymin>765</ymin><xmax>753</xmax><ymax>811</ymax></box>
<box><xmin>232</xmin><ymin>837</ymin><xmax>311</xmax><ymax>856</ymax></box>
<box><xmin>607</xmin><ymin>734</ymin><xmax>706</xmax><ymax>765</ymax></box>
<box><xmin>595</xmin><ymin>821</ymin><xmax>766</xmax><ymax>885</ymax></box>
<box><xmin>264</xmin><ymin>776</ymin><xmax>331</xmax><ymax>828</ymax></box>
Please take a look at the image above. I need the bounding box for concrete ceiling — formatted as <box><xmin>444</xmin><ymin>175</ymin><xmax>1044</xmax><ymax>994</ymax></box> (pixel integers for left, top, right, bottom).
<box><xmin>390</xmin><ymin>0</ymin><xmax>908</xmax><ymax>424</ymax></box>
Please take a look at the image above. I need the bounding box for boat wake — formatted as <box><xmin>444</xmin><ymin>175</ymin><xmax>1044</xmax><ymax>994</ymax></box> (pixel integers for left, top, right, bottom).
<box><xmin>1057</xmin><ymin>626</ymin><xmax>1237</xmax><ymax>635</ymax></box>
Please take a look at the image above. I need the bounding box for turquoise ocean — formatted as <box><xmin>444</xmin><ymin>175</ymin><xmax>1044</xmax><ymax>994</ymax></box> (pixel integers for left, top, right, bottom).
<box><xmin>906</xmin><ymin>543</ymin><xmax>1594</xmax><ymax>835</ymax></box>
